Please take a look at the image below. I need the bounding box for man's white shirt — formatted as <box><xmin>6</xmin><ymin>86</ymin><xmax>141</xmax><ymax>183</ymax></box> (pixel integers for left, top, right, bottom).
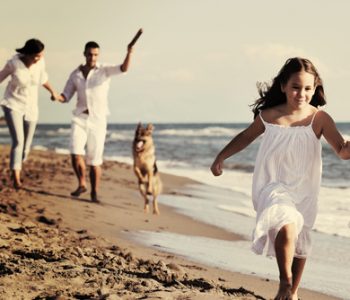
<box><xmin>62</xmin><ymin>63</ymin><xmax>123</xmax><ymax>123</ymax></box>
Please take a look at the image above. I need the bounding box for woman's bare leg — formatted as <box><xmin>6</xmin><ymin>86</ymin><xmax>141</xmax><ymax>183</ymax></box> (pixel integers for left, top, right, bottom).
<box><xmin>12</xmin><ymin>169</ymin><xmax>22</xmax><ymax>189</ymax></box>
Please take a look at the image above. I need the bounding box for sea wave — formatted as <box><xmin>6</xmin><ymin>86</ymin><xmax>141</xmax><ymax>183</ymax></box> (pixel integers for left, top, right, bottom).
<box><xmin>224</xmin><ymin>162</ymin><xmax>255</xmax><ymax>173</ymax></box>
<box><xmin>32</xmin><ymin>145</ymin><xmax>48</xmax><ymax>151</ymax></box>
<box><xmin>43</xmin><ymin>128</ymin><xmax>71</xmax><ymax>136</ymax></box>
<box><xmin>107</xmin><ymin>132</ymin><xmax>133</xmax><ymax>141</ymax></box>
<box><xmin>157</xmin><ymin>127</ymin><xmax>239</xmax><ymax>137</ymax></box>
<box><xmin>104</xmin><ymin>155</ymin><xmax>133</xmax><ymax>165</ymax></box>
<box><xmin>0</xmin><ymin>127</ymin><xmax>9</xmax><ymax>134</ymax></box>
<box><xmin>342</xmin><ymin>134</ymin><xmax>350</xmax><ymax>141</ymax></box>
<box><xmin>54</xmin><ymin>148</ymin><xmax>70</xmax><ymax>155</ymax></box>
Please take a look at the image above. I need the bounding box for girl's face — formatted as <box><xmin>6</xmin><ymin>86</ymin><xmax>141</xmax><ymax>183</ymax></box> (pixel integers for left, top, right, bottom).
<box><xmin>281</xmin><ymin>71</ymin><xmax>316</xmax><ymax>109</ymax></box>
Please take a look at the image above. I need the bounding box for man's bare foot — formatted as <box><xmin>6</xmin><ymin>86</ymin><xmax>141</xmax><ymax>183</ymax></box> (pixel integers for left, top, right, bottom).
<box><xmin>70</xmin><ymin>186</ymin><xmax>87</xmax><ymax>197</ymax></box>
<box><xmin>274</xmin><ymin>279</ymin><xmax>292</xmax><ymax>300</ymax></box>
<box><xmin>90</xmin><ymin>191</ymin><xmax>100</xmax><ymax>203</ymax></box>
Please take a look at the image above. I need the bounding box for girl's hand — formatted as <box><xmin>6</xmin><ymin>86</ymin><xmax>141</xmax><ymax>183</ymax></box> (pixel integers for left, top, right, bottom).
<box><xmin>341</xmin><ymin>140</ymin><xmax>350</xmax><ymax>159</ymax></box>
<box><xmin>210</xmin><ymin>158</ymin><xmax>223</xmax><ymax>176</ymax></box>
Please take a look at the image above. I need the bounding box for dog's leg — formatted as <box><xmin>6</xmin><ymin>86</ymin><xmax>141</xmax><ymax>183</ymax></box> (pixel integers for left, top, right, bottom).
<box><xmin>144</xmin><ymin>196</ymin><xmax>150</xmax><ymax>214</ymax></box>
<box><xmin>135</xmin><ymin>166</ymin><xmax>149</xmax><ymax>213</ymax></box>
<box><xmin>139</xmin><ymin>183</ymin><xmax>149</xmax><ymax>213</ymax></box>
<box><xmin>147</xmin><ymin>170</ymin><xmax>153</xmax><ymax>194</ymax></box>
<box><xmin>152</xmin><ymin>194</ymin><xmax>159</xmax><ymax>215</ymax></box>
<box><xmin>152</xmin><ymin>176</ymin><xmax>161</xmax><ymax>215</ymax></box>
<box><xmin>134</xmin><ymin>166</ymin><xmax>146</xmax><ymax>183</ymax></box>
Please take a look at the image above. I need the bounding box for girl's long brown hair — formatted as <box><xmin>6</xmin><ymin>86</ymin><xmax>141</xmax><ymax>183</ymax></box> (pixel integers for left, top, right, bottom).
<box><xmin>251</xmin><ymin>57</ymin><xmax>326</xmax><ymax>118</ymax></box>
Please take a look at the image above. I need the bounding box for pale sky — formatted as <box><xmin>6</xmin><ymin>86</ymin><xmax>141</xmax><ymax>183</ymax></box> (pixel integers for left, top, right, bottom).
<box><xmin>1</xmin><ymin>0</ymin><xmax>350</xmax><ymax>123</ymax></box>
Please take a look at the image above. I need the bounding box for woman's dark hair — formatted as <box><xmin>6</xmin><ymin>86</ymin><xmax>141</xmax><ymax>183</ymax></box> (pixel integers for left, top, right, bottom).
<box><xmin>16</xmin><ymin>38</ymin><xmax>45</xmax><ymax>55</ymax></box>
<box><xmin>251</xmin><ymin>57</ymin><xmax>326</xmax><ymax>118</ymax></box>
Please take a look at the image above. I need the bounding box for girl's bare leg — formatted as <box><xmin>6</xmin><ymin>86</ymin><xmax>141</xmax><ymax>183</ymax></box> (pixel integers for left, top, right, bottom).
<box><xmin>291</xmin><ymin>257</ymin><xmax>306</xmax><ymax>300</ymax></box>
<box><xmin>274</xmin><ymin>223</ymin><xmax>296</xmax><ymax>300</ymax></box>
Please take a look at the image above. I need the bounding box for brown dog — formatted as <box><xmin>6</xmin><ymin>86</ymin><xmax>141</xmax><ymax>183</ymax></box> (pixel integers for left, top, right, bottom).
<box><xmin>132</xmin><ymin>123</ymin><xmax>162</xmax><ymax>214</ymax></box>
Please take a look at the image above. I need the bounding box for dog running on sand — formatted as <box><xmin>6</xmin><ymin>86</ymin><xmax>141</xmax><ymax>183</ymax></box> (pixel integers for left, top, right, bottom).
<box><xmin>132</xmin><ymin>123</ymin><xmax>162</xmax><ymax>214</ymax></box>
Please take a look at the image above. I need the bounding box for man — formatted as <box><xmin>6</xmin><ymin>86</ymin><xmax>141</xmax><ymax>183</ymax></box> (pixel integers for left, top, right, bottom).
<box><xmin>55</xmin><ymin>41</ymin><xmax>133</xmax><ymax>202</ymax></box>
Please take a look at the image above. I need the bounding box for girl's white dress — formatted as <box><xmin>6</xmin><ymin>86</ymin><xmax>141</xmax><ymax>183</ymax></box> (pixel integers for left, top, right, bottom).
<box><xmin>252</xmin><ymin>112</ymin><xmax>321</xmax><ymax>258</ymax></box>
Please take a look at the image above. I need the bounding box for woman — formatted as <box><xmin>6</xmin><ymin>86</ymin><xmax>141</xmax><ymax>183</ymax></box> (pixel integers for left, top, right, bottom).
<box><xmin>0</xmin><ymin>38</ymin><xmax>58</xmax><ymax>189</ymax></box>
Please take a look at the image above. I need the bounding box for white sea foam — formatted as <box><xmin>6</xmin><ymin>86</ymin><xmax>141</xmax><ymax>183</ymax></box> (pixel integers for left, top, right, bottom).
<box><xmin>107</xmin><ymin>132</ymin><xmax>133</xmax><ymax>141</ymax></box>
<box><xmin>54</xmin><ymin>148</ymin><xmax>70</xmax><ymax>155</ymax></box>
<box><xmin>342</xmin><ymin>133</ymin><xmax>350</xmax><ymax>140</ymax></box>
<box><xmin>157</xmin><ymin>126</ymin><xmax>239</xmax><ymax>137</ymax></box>
<box><xmin>105</xmin><ymin>156</ymin><xmax>192</xmax><ymax>170</ymax></box>
<box><xmin>104</xmin><ymin>155</ymin><xmax>133</xmax><ymax>165</ymax></box>
<box><xmin>32</xmin><ymin>145</ymin><xmax>48</xmax><ymax>151</ymax></box>
<box><xmin>316</xmin><ymin>186</ymin><xmax>350</xmax><ymax>237</ymax></box>
<box><xmin>45</xmin><ymin>128</ymin><xmax>71</xmax><ymax>136</ymax></box>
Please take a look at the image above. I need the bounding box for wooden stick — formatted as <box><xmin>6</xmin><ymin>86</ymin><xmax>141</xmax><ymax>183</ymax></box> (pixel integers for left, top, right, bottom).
<box><xmin>128</xmin><ymin>28</ymin><xmax>143</xmax><ymax>48</ymax></box>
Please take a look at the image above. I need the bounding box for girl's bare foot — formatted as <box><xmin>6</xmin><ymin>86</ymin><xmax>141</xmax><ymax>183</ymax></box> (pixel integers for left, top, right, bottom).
<box><xmin>291</xmin><ymin>294</ymin><xmax>299</xmax><ymax>300</ymax></box>
<box><xmin>274</xmin><ymin>279</ymin><xmax>292</xmax><ymax>300</ymax></box>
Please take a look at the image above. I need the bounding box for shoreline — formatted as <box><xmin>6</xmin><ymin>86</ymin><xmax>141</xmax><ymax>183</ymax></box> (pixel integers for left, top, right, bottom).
<box><xmin>0</xmin><ymin>145</ymin><xmax>340</xmax><ymax>299</ymax></box>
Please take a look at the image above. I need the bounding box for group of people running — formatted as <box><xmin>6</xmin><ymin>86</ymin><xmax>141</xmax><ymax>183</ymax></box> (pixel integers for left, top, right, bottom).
<box><xmin>1</xmin><ymin>38</ymin><xmax>350</xmax><ymax>300</ymax></box>
<box><xmin>0</xmin><ymin>38</ymin><xmax>134</xmax><ymax>202</ymax></box>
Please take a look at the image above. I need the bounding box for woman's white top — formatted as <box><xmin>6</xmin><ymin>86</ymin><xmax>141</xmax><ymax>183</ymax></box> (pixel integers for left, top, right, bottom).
<box><xmin>251</xmin><ymin>111</ymin><xmax>322</xmax><ymax>258</ymax></box>
<box><xmin>0</xmin><ymin>54</ymin><xmax>48</xmax><ymax>122</ymax></box>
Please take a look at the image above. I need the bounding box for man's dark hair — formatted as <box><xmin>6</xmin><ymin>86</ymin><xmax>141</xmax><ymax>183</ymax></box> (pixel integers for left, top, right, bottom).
<box><xmin>84</xmin><ymin>41</ymin><xmax>100</xmax><ymax>52</ymax></box>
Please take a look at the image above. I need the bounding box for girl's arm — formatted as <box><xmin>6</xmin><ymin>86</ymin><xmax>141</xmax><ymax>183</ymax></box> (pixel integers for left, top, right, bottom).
<box><xmin>318</xmin><ymin>111</ymin><xmax>350</xmax><ymax>160</ymax></box>
<box><xmin>211</xmin><ymin>115</ymin><xmax>265</xmax><ymax>176</ymax></box>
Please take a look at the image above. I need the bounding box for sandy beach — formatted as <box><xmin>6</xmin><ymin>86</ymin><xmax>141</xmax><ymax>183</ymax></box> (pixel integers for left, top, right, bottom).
<box><xmin>0</xmin><ymin>145</ymin><xmax>340</xmax><ymax>300</ymax></box>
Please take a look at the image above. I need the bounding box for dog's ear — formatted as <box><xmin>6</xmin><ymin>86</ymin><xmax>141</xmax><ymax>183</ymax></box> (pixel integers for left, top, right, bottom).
<box><xmin>146</xmin><ymin>124</ymin><xmax>154</xmax><ymax>134</ymax></box>
<box><xmin>136</xmin><ymin>122</ymin><xmax>142</xmax><ymax>132</ymax></box>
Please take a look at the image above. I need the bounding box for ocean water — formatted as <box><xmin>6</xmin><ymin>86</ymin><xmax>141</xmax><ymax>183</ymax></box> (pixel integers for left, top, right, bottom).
<box><xmin>1</xmin><ymin>122</ymin><xmax>350</xmax><ymax>298</ymax></box>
